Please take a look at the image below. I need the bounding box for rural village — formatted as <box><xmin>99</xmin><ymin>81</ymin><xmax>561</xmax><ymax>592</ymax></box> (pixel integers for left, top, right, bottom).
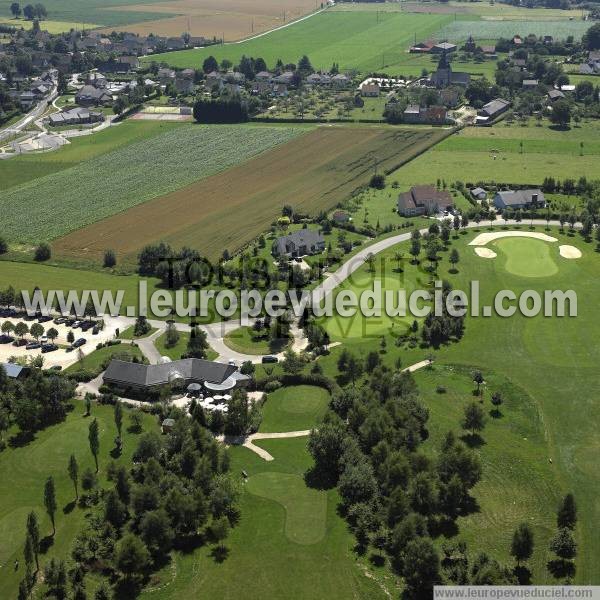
<box><xmin>1</xmin><ymin>0</ymin><xmax>600</xmax><ymax>598</ymax></box>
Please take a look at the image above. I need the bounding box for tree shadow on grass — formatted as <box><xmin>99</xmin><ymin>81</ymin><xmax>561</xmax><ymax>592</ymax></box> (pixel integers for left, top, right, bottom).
<box><xmin>39</xmin><ymin>535</ymin><xmax>54</xmax><ymax>554</ymax></box>
<box><xmin>210</xmin><ymin>545</ymin><xmax>229</xmax><ymax>563</ymax></box>
<box><xmin>369</xmin><ymin>553</ymin><xmax>386</xmax><ymax>567</ymax></box>
<box><xmin>63</xmin><ymin>501</ymin><xmax>76</xmax><ymax>515</ymax></box>
<box><xmin>9</xmin><ymin>430</ymin><xmax>35</xmax><ymax>448</ymax></box>
<box><xmin>304</xmin><ymin>466</ymin><xmax>336</xmax><ymax>491</ymax></box>
<box><xmin>547</xmin><ymin>558</ymin><xmax>576</xmax><ymax>579</ymax></box>
<box><xmin>173</xmin><ymin>532</ymin><xmax>205</xmax><ymax>554</ymax></box>
<box><xmin>513</xmin><ymin>565</ymin><xmax>532</xmax><ymax>585</ymax></box>
<box><xmin>113</xmin><ymin>575</ymin><xmax>147</xmax><ymax>600</ymax></box>
<box><xmin>489</xmin><ymin>409</ymin><xmax>503</xmax><ymax>419</ymax></box>
<box><xmin>460</xmin><ymin>433</ymin><xmax>486</xmax><ymax>449</ymax></box>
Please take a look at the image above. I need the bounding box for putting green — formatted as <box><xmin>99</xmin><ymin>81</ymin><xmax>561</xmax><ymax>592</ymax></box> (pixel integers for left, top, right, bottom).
<box><xmin>493</xmin><ymin>237</ymin><xmax>558</xmax><ymax>278</ymax></box>
<box><xmin>259</xmin><ymin>385</ymin><xmax>330</xmax><ymax>433</ymax></box>
<box><xmin>245</xmin><ymin>472</ymin><xmax>327</xmax><ymax>545</ymax></box>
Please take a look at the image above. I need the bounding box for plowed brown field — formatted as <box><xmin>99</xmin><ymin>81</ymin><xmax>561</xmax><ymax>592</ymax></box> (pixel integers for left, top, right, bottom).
<box><xmin>53</xmin><ymin>126</ymin><xmax>448</xmax><ymax>263</ymax></box>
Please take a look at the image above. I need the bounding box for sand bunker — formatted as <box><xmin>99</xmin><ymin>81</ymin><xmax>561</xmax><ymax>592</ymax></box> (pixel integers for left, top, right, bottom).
<box><xmin>559</xmin><ymin>245</ymin><xmax>582</xmax><ymax>259</ymax></box>
<box><xmin>474</xmin><ymin>247</ymin><xmax>497</xmax><ymax>258</ymax></box>
<box><xmin>469</xmin><ymin>231</ymin><xmax>557</xmax><ymax>247</ymax></box>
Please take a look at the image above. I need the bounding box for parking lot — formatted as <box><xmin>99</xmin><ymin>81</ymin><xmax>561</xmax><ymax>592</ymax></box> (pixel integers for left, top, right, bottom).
<box><xmin>0</xmin><ymin>314</ymin><xmax>131</xmax><ymax>369</ymax></box>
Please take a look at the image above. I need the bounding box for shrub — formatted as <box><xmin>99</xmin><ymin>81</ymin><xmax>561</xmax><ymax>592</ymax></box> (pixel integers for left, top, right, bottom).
<box><xmin>103</xmin><ymin>249</ymin><xmax>117</xmax><ymax>268</ymax></box>
<box><xmin>34</xmin><ymin>243</ymin><xmax>51</xmax><ymax>261</ymax></box>
<box><xmin>369</xmin><ymin>173</ymin><xmax>386</xmax><ymax>189</ymax></box>
<box><xmin>264</xmin><ymin>380</ymin><xmax>282</xmax><ymax>393</ymax></box>
<box><xmin>0</xmin><ymin>237</ymin><xmax>8</xmax><ymax>254</ymax></box>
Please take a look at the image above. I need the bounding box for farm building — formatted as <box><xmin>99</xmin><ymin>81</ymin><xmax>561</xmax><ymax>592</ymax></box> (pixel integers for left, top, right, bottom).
<box><xmin>103</xmin><ymin>358</ymin><xmax>250</xmax><ymax>393</ymax></box>
<box><xmin>494</xmin><ymin>189</ymin><xmax>546</xmax><ymax>210</ymax></box>
<box><xmin>410</xmin><ymin>40</ymin><xmax>435</xmax><ymax>53</ymax></box>
<box><xmin>476</xmin><ymin>98</ymin><xmax>510</xmax><ymax>124</ymax></box>
<box><xmin>273</xmin><ymin>229</ymin><xmax>325</xmax><ymax>258</ymax></box>
<box><xmin>432</xmin><ymin>42</ymin><xmax>457</xmax><ymax>54</ymax></box>
<box><xmin>397</xmin><ymin>186</ymin><xmax>453</xmax><ymax>217</ymax></box>
<box><xmin>470</xmin><ymin>187</ymin><xmax>487</xmax><ymax>201</ymax></box>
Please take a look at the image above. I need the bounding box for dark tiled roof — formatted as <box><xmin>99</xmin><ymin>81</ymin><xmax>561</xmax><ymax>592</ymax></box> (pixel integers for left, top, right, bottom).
<box><xmin>495</xmin><ymin>189</ymin><xmax>545</xmax><ymax>207</ymax></box>
<box><xmin>104</xmin><ymin>359</ymin><xmax>237</xmax><ymax>388</ymax></box>
<box><xmin>274</xmin><ymin>229</ymin><xmax>324</xmax><ymax>254</ymax></box>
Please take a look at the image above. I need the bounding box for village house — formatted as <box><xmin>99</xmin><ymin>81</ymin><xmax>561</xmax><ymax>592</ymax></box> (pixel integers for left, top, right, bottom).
<box><xmin>470</xmin><ymin>187</ymin><xmax>487</xmax><ymax>201</ymax></box>
<box><xmin>360</xmin><ymin>82</ymin><xmax>380</xmax><ymax>97</ymax></box>
<box><xmin>397</xmin><ymin>186</ymin><xmax>453</xmax><ymax>217</ymax></box>
<box><xmin>75</xmin><ymin>85</ymin><xmax>112</xmax><ymax>107</ymax></box>
<box><xmin>493</xmin><ymin>189</ymin><xmax>546</xmax><ymax>210</ymax></box>
<box><xmin>410</xmin><ymin>40</ymin><xmax>435</xmax><ymax>53</ymax></box>
<box><xmin>432</xmin><ymin>42</ymin><xmax>457</xmax><ymax>54</ymax></box>
<box><xmin>403</xmin><ymin>104</ymin><xmax>448</xmax><ymax>125</ymax></box>
<box><xmin>272</xmin><ymin>229</ymin><xmax>325</xmax><ymax>258</ymax></box>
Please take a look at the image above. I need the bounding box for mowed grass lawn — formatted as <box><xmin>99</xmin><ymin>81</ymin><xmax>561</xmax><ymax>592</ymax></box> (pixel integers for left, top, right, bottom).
<box><xmin>223</xmin><ymin>326</ymin><xmax>290</xmax><ymax>355</ymax></box>
<box><xmin>390</xmin><ymin>120</ymin><xmax>600</xmax><ymax>186</ymax></box>
<box><xmin>0</xmin><ymin>400</ymin><xmax>159</xmax><ymax>599</ymax></box>
<box><xmin>64</xmin><ymin>342</ymin><xmax>145</xmax><ymax>375</ymax></box>
<box><xmin>154</xmin><ymin>330</ymin><xmax>219</xmax><ymax>361</ymax></box>
<box><xmin>145</xmin><ymin>10</ymin><xmax>453</xmax><ymax>72</ymax></box>
<box><xmin>259</xmin><ymin>385</ymin><xmax>330</xmax><ymax>432</ymax></box>
<box><xmin>1</xmin><ymin>124</ymin><xmax>302</xmax><ymax>246</ymax></box>
<box><xmin>320</xmin><ymin>227</ymin><xmax>600</xmax><ymax>582</ymax></box>
<box><xmin>139</xmin><ymin>437</ymin><xmax>389</xmax><ymax>600</ymax></box>
<box><xmin>0</xmin><ymin>17</ymin><xmax>99</xmax><ymax>32</ymax></box>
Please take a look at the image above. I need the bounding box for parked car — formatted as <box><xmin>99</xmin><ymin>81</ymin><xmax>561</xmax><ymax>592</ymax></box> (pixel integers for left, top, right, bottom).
<box><xmin>40</xmin><ymin>336</ymin><xmax>48</xmax><ymax>343</ymax></box>
<box><xmin>13</xmin><ymin>339</ymin><xmax>28</xmax><ymax>347</ymax></box>
<box><xmin>80</xmin><ymin>322</ymin><xmax>94</xmax><ymax>332</ymax></box>
<box><xmin>53</xmin><ymin>317</ymin><xmax>67</xmax><ymax>325</ymax></box>
<box><xmin>262</xmin><ymin>355</ymin><xmax>278</xmax><ymax>364</ymax></box>
<box><xmin>0</xmin><ymin>308</ymin><xmax>17</xmax><ymax>317</ymax></box>
<box><xmin>26</xmin><ymin>342</ymin><xmax>41</xmax><ymax>350</ymax></box>
<box><xmin>38</xmin><ymin>315</ymin><xmax>52</xmax><ymax>323</ymax></box>
<box><xmin>72</xmin><ymin>321</ymin><xmax>83</xmax><ymax>329</ymax></box>
<box><xmin>65</xmin><ymin>318</ymin><xmax>76</xmax><ymax>326</ymax></box>
<box><xmin>49</xmin><ymin>365</ymin><xmax>62</xmax><ymax>371</ymax></box>
<box><xmin>72</xmin><ymin>338</ymin><xmax>87</xmax><ymax>348</ymax></box>
<box><xmin>0</xmin><ymin>335</ymin><xmax>14</xmax><ymax>344</ymax></box>
<box><xmin>41</xmin><ymin>344</ymin><xmax>58</xmax><ymax>353</ymax></box>
<box><xmin>92</xmin><ymin>326</ymin><xmax>99</xmax><ymax>335</ymax></box>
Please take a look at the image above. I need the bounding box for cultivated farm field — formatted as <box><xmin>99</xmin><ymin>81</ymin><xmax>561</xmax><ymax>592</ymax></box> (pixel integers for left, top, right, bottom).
<box><xmin>146</xmin><ymin>10</ymin><xmax>454</xmax><ymax>72</ymax></box>
<box><xmin>439</xmin><ymin>19</ymin><xmax>591</xmax><ymax>42</ymax></box>
<box><xmin>54</xmin><ymin>126</ymin><xmax>448</xmax><ymax>263</ymax></box>
<box><xmin>0</xmin><ymin>123</ymin><xmax>302</xmax><ymax>245</ymax></box>
<box><xmin>97</xmin><ymin>0</ymin><xmax>319</xmax><ymax>40</ymax></box>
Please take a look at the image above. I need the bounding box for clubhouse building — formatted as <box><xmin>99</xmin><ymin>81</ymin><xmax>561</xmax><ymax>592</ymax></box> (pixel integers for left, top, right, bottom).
<box><xmin>103</xmin><ymin>358</ymin><xmax>250</xmax><ymax>394</ymax></box>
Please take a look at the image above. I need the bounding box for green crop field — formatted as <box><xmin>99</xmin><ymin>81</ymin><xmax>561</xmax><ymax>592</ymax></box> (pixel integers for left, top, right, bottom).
<box><xmin>0</xmin><ymin>124</ymin><xmax>302</xmax><ymax>245</ymax></box>
<box><xmin>439</xmin><ymin>19</ymin><xmax>591</xmax><ymax>42</ymax></box>
<box><xmin>145</xmin><ymin>11</ymin><xmax>454</xmax><ymax>72</ymax></box>
<box><xmin>0</xmin><ymin>16</ymin><xmax>99</xmax><ymax>31</ymax></box>
<box><xmin>0</xmin><ymin>0</ymin><xmax>174</xmax><ymax>27</ymax></box>
<box><xmin>388</xmin><ymin>120</ymin><xmax>600</xmax><ymax>187</ymax></box>
<box><xmin>0</xmin><ymin>121</ymin><xmax>182</xmax><ymax>192</ymax></box>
